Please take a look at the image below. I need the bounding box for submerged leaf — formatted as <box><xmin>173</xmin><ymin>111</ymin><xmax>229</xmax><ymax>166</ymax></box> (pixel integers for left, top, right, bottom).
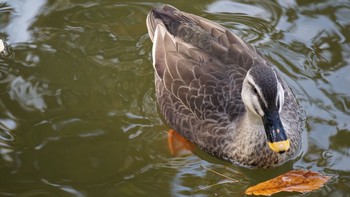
<box><xmin>245</xmin><ymin>170</ymin><xmax>331</xmax><ymax>196</ymax></box>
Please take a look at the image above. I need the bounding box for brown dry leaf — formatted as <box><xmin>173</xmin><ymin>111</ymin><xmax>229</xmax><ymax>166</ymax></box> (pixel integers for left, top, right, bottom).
<box><xmin>245</xmin><ymin>169</ymin><xmax>331</xmax><ymax>196</ymax></box>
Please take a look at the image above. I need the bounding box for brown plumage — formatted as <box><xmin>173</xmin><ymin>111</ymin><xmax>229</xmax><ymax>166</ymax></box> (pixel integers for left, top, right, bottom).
<box><xmin>146</xmin><ymin>4</ymin><xmax>304</xmax><ymax>168</ymax></box>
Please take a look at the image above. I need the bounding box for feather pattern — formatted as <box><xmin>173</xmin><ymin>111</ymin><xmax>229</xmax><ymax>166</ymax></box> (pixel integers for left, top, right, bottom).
<box><xmin>146</xmin><ymin>4</ymin><xmax>303</xmax><ymax>168</ymax></box>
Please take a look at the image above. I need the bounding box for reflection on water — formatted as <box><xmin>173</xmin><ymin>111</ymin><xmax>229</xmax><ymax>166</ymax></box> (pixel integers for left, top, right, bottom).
<box><xmin>0</xmin><ymin>0</ymin><xmax>350</xmax><ymax>196</ymax></box>
<box><xmin>4</xmin><ymin>0</ymin><xmax>47</xmax><ymax>43</ymax></box>
<box><xmin>9</xmin><ymin>76</ymin><xmax>54</xmax><ymax>112</ymax></box>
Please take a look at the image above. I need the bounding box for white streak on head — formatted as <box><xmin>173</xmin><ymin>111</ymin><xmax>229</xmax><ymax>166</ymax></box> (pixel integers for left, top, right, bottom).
<box><xmin>272</xmin><ymin>70</ymin><xmax>285</xmax><ymax>112</ymax></box>
<box><xmin>247</xmin><ymin>73</ymin><xmax>267</xmax><ymax>108</ymax></box>
<box><xmin>241</xmin><ymin>73</ymin><xmax>265</xmax><ymax>117</ymax></box>
<box><xmin>277</xmin><ymin>81</ymin><xmax>284</xmax><ymax>112</ymax></box>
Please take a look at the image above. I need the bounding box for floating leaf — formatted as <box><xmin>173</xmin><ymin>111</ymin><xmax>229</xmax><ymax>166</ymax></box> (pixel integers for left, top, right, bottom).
<box><xmin>245</xmin><ymin>170</ymin><xmax>331</xmax><ymax>196</ymax></box>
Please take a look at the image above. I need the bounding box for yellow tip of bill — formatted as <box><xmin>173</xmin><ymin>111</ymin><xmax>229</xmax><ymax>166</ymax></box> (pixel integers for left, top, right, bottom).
<box><xmin>268</xmin><ymin>139</ymin><xmax>290</xmax><ymax>153</ymax></box>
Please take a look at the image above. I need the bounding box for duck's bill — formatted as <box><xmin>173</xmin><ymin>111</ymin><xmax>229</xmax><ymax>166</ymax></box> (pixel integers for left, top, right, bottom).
<box><xmin>262</xmin><ymin>111</ymin><xmax>290</xmax><ymax>153</ymax></box>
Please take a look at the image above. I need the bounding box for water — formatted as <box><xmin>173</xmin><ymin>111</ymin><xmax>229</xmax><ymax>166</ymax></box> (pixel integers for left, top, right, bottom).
<box><xmin>0</xmin><ymin>0</ymin><xmax>349</xmax><ymax>196</ymax></box>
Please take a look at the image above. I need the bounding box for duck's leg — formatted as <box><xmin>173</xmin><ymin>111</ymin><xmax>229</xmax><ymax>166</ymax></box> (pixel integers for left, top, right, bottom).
<box><xmin>167</xmin><ymin>129</ymin><xmax>194</xmax><ymax>156</ymax></box>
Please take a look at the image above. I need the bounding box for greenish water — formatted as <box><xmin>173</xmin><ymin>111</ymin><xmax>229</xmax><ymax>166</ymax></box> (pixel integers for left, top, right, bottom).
<box><xmin>1</xmin><ymin>0</ymin><xmax>349</xmax><ymax>196</ymax></box>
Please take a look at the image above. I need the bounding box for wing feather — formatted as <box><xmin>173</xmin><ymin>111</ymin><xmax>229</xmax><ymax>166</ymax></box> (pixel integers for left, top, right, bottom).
<box><xmin>147</xmin><ymin>5</ymin><xmax>253</xmax><ymax>140</ymax></box>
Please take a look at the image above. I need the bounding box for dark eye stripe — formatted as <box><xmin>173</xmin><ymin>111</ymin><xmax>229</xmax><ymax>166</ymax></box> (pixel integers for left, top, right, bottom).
<box><xmin>257</xmin><ymin>94</ymin><xmax>267</xmax><ymax>112</ymax></box>
<box><xmin>248</xmin><ymin>81</ymin><xmax>267</xmax><ymax>111</ymax></box>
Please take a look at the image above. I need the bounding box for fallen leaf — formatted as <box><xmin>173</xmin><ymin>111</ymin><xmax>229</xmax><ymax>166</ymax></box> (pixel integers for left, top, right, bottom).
<box><xmin>245</xmin><ymin>169</ymin><xmax>331</xmax><ymax>196</ymax></box>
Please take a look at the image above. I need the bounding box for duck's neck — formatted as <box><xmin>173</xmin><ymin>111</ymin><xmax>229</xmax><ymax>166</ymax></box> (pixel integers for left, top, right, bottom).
<box><xmin>222</xmin><ymin>109</ymin><xmax>269</xmax><ymax>167</ymax></box>
<box><xmin>245</xmin><ymin>108</ymin><xmax>263</xmax><ymax>126</ymax></box>
<box><xmin>233</xmin><ymin>109</ymin><xmax>266</xmax><ymax>148</ymax></box>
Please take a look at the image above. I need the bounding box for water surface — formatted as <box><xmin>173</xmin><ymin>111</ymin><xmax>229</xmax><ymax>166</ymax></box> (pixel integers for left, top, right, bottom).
<box><xmin>0</xmin><ymin>0</ymin><xmax>349</xmax><ymax>196</ymax></box>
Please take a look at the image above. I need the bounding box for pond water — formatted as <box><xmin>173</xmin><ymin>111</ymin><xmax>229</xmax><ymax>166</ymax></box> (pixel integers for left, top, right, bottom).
<box><xmin>1</xmin><ymin>0</ymin><xmax>350</xmax><ymax>196</ymax></box>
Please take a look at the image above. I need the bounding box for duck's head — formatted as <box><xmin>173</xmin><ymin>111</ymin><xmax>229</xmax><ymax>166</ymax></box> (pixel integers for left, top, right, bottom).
<box><xmin>241</xmin><ymin>65</ymin><xmax>290</xmax><ymax>154</ymax></box>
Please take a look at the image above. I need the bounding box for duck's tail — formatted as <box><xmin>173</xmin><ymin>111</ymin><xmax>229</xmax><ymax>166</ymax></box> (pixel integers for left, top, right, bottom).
<box><xmin>146</xmin><ymin>4</ymin><xmax>187</xmax><ymax>42</ymax></box>
<box><xmin>146</xmin><ymin>4</ymin><xmax>214</xmax><ymax>51</ymax></box>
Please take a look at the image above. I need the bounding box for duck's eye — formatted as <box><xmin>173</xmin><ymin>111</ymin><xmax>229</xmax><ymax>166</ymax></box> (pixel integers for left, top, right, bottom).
<box><xmin>252</xmin><ymin>87</ymin><xmax>258</xmax><ymax>94</ymax></box>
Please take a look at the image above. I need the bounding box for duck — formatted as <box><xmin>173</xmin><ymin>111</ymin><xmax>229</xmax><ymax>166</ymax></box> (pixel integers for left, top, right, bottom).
<box><xmin>146</xmin><ymin>4</ymin><xmax>304</xmax><ymax>168</ymax></box>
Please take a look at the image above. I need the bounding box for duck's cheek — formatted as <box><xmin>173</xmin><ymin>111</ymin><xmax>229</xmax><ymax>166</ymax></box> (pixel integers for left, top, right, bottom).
<box><xmin>246</xmin><ymin>96</ymin><xmax>264</xmax><ymax>117</ymax></box>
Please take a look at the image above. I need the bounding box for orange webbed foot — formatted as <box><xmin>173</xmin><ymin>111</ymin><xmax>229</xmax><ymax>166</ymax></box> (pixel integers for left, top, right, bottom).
<box><xmin>167</xmin><ymin>129</ymin><xmax>194</xmax><ymax>156</ymax></box>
